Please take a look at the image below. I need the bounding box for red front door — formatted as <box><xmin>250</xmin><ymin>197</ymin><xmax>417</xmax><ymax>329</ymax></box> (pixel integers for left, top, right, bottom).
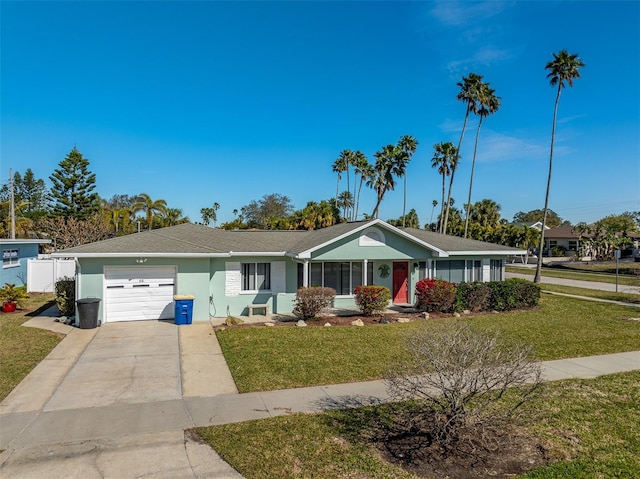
<box><xmin>392</xmin><ymin>261</ymin><xmax>409</xmax><ymax>304</ymax></box>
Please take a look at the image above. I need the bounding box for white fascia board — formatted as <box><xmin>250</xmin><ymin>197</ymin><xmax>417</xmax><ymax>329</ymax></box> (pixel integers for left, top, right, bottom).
<box><xmin>50</xmin><ymin>252</ymin><xmax>231</xmax><ymax>258</ymax></box>
<box><xmin>448</xmin><ymin>250</ymin><xmax>527</xmax><ymax>256</ymax></box>
<box><xmin>297</xmin><ymin>218</ymin><xmax>451</xmax><ymax>258</ymax></box>
<box><xmin>1</xmin><ymin>239</ymin><xmax>52</xmax><ymax>245</ymax></box>
<box><xmin>228</xmin><ymin>252</ymin><xmax>288</xmax><ymax>257</ymax></box>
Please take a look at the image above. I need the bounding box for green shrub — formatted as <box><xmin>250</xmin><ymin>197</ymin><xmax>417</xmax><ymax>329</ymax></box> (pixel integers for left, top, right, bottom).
<box><xmin>354</xmin><ymin>285</ymin><xmax>391</xmax><ymax>316</ymax></box>
<box><xmin>486</xmin><ymin>278</ymin><xmax>540</xmax><ymax>311</ymax></box>
<box><xmin>55</xmin><ymin>277</ymin><xmax>76</xmax><ymax>317</ymax></box>
<box><xmin>414</xmin><ymin>278</ymin><xmax>457</xmax><ymax>313</ymax></box>
<box><xmin>455</xmin><ymin>282</ymin><xmax>492</xmax><ymax>312</ymax></box>
<box><xmin>292</xmin><ymin>287</ymin><xmax>336</xmax><ymax>319</ymax></box>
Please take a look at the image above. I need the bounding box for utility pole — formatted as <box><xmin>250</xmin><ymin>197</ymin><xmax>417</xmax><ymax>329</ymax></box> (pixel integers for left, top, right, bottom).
<box><xmin>9</xmin><ymin>169</ymin><xmax>16</xmax><ymax>239</ymax></box>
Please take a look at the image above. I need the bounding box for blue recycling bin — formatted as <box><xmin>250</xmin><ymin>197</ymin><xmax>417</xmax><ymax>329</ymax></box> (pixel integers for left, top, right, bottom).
<box><xmin>174</xmin><ymin>295</ymin><xmax>194</xmax><ymax>325</ymax></box>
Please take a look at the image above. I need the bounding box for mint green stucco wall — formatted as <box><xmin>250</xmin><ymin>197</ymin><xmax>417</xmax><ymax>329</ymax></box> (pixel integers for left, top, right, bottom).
<box><xmin>78</xmin><ymin>257</ymin><xmax>210</xmax><ymax>323</ymax></box>
<box><xmin>210</xmin><ymin>256</ymin><xmax>300</xmax><ymax>317</ymax></box>
<box><xmin>312</xmin><ymin>229</ymin><xmax>433</xmax><ymax>261</ymax></box>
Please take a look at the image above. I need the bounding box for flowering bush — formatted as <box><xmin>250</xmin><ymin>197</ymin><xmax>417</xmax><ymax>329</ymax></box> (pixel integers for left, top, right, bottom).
<box><xmin>414</xmin><ymin>278</ymin><xmax>457</xmax><ymax>313</ymax></box>
<box><xmin>292</xmin><ymin>287</ymin><xmax>336</xmax><ymax>319</ymax></box>
<box><xmin>354</xmin><ymin>285</ymin><xmax>391</xmax><ymax>316</ymax></box>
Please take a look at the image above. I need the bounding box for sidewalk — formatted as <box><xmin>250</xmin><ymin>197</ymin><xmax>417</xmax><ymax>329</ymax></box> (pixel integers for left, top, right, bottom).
<box><xmin>506</xmin><ymin>271</ymin><xmax>640</xmax><ymax>294</ymax></box>
<box><xmin>1</xmin><ymin>312</ymin><xmax>639</xmax><ymax>478</ymax></box>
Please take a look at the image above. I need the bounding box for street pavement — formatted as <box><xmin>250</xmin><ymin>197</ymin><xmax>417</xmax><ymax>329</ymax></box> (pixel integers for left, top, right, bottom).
<box><xmin>506</xmin><ymin>270</ymin><xmax>640</xmax><ymax>294</ymax></box>
<box><xmin>1</xmin><ymin>306</ymin><xmax>639</xmax><ymax>478</ymax></box>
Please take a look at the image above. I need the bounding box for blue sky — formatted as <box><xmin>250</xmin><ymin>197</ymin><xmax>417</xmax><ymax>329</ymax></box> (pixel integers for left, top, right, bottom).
<box><xmin>2</xmin><ymin>1</ymin><xmax>639</xmax><ymax>227</ymax></box>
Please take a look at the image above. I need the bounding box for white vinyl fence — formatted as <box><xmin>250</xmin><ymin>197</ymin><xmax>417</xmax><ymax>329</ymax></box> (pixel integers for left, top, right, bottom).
<box><xmin>27</xmin><ymin>258</ymin><xmax>76</xmax><ymax>293</ymax></box>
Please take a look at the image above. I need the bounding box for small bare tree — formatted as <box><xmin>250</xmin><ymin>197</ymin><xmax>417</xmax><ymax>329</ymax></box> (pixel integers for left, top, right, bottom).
<box><xmin>386</xmin><ymin>322</ymin><xmax>542</xmax><ymax>452</ymax></box>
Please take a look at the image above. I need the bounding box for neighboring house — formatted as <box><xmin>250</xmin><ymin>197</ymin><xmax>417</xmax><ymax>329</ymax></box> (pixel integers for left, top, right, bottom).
<box><xmin>1</xmin><ymin>239</ymin><xmax>52</xmax><ymax>287</ymax></box>
<box><xmin>52</xmin><ymin>219</ymin><xmax>525</xmax><ymax>324</ymax></box>
<box><xmin>543</xmin><ymin>226</ymin><xmax>581</xmax><ymax>257</ymax></box>
<box><xmin>514</xmin><ymin>221</ymin><xmax>550</xmax><ymax>232</ymax></box>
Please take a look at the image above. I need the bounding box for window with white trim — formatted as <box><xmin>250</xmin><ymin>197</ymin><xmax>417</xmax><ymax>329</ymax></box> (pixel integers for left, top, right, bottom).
<box><xmin>490</xmin><ymin>259</ymin><xmax>503</xmax><ymax>281</ymax></box>
<box><xmin>297</xmin><ymin>261</ymin><xmax>370</xmax><ymax>295</ymax></box>
<box><xmin>2</xmin><ymin>249</ymin><xmax>19</xmax><ymax>268</ymax></box>
<box><xmin>466</xmin><ymin>260</ymin><xmax>482</xmax><ymax>282</ymax></box>
<box><xmin>241</xmin><ymin>262</ymin><xmax>271</xmax><ymax>291</ymax></box>
<box><xmin>434</xmin><ymin>260</ymin><xmax>465</xmax><ymax>283</ymax></box>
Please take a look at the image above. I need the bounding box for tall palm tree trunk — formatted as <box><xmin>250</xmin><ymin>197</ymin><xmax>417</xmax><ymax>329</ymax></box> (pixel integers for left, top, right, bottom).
<box><xmin>355</xmin><ymin>177</ymin><xmax>364</xmax><ymax>221</ymax></box>
<box><xmin>402</xmin><ymin>175</ymin><xmax>407</xmax><ymax>227</ymax></box>
<box><xmin>439</xmin><ymin>175</ymin><xmax>446</xmax><ymax>233</ymax></box>
<box><xmin>464</xmin><ymin>115</ymin><xmax>484</xmax><ymax>238</ymax></box>
<box><xmin>372</xmin><ymin>187</ymin><xmax>385</xmax><ymax>219</ymax></box>
<box><xmin>534</xmin><ymin>85</ymin><xmax>562</xmax><ymax>283</ymax></box>
<box><xmin>443</xmin><ymin>109</ymin><xmax>470</xmax><ymax>234</ymax></box>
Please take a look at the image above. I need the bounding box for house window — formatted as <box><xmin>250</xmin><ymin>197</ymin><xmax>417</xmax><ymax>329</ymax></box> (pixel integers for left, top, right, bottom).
<box><xmin>466</xmin><ymin>260</ymin><xmax>482</xmax><ymax>282</ymax></box>
<box><xmin>568</xmin><ymin>240</ymin><xmax>578</xmax><ymax>251</ymax></box>
<box><xmin>2</xmin><ymin>249</ymin><xmax>19</xmax><ymax>268</ymax></box>
<box><xmin>241</xmin><ymin>262</ymin><xmax>270</xmax><ymax>291</ymax></box>
<box><xmin>490</xmin><ymin>259</ymin><xmax>503</xmax><ymax>281</ymax></box>
<box><xmin>434</xmin><ymin>260</ymin><xmax>465</xmax><ymax>283</ymax></box>
<box><xmin>297</xmin><ymin>262</ymin><xmax>366</xmax><ymax>295</ymax></box>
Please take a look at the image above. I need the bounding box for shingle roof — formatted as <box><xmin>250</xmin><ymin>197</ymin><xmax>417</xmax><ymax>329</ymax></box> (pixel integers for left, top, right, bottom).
<box><xmin>399</xmin><ymin>227</ymin><xmax>523</xmax><ymax>253</ymax></box>
<box><xmin>55</xmin><ymin>220</ymin><xmax>524</xmax><ymax>257</ymax></box>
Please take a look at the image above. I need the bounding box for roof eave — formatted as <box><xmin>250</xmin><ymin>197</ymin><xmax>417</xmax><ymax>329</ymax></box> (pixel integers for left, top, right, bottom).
<box><xmin>447</xmin><ymin>250</ymin><xmax>527</xmax><ymax>256</ymax></box>
<box><xmin>51</xmin><ymin>252</ymin><xmax>231</xmax><ymax>258</ymax></box>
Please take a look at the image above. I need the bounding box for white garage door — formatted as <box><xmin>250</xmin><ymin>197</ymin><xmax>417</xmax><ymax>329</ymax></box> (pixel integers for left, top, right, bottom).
<box><xmin>104</xmin><ymin>266</ymin><xmax>176</xmax><ymax>322</ymax></box>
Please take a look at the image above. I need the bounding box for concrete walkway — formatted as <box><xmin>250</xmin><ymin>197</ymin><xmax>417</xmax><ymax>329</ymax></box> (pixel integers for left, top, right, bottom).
<box><xmin>1</xmin><ymin>313</ymin><xmax>639</xmax><ymax>478</ymax></box>
<box><xmin>506</xmin><ymin>270</ymin><xmax>640</xmax><ymax>294</ymax></box>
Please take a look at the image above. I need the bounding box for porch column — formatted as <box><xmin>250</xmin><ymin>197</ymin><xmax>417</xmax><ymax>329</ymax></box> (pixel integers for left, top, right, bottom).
<box><xmin>363</xmin><ymin>259</ymin><xmax>368</xmax><ymax>285</ymax></box>
<box><xmin>303</xmin><ymin>260</ymin><xmax>309</xmax><ymax>287</ymax></box>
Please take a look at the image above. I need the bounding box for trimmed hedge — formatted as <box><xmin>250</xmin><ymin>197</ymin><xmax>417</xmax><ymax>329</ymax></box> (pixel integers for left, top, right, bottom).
<box><xmin>354</xmin><ymin>285</ymin><xmax>391</xmax><ymax>316</ymax></box>
<box><xmin>454</xmin><ymin>278</ymin><xmax>541</xmax><ymax>313</ymax></box>
<box><xmin>292</xmin><ymin>287</ymin><xmax>336</xmax><ymax>319</ymax></box>
<box><xmin>417</xmin><ymin>278</ymin><xmax>541</xmax><ymax>314</ymax></box>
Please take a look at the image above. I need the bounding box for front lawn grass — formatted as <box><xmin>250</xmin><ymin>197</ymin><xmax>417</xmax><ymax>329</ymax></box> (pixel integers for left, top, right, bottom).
<box><xmin>506</xmin><ymin>265</ymin><xmax>640</xmax><ymax>286</ymax></box>
<box><xmin>0</xmin><ymin>294</ymin><xmax>62</xmax><ymax>401</ymax></box>
<box><xmin>539</xmin><ymin>283</ymin><xmax>640</xmax><ymax>303</ymax></box>
<box><xmin>217</xmin><ymin>295</ymin><xmax>640</xmax><ymax>393</ymax></box>
<box><xmin>195</xmin><ymin>371</ymin><xmax>640</xmax><ymax>479</ymax></box>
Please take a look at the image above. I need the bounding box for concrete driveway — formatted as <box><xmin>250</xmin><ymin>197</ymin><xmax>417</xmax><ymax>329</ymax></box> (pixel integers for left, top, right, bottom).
<box><xmin>46</xmin><ymin>321</ymin><xmax>182</xmax><ymax>410</ymax></box>
<box><xmin>0</xmin><ymin>318</ymin><xmax>243</xmax><ymax>478</ymax></box>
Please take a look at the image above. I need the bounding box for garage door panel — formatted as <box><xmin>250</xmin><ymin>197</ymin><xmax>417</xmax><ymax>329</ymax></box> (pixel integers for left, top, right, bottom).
<box><xmin>104</xmin><ymin>267</ymin><xmax>176</xmax><ymax>323</ymax></box>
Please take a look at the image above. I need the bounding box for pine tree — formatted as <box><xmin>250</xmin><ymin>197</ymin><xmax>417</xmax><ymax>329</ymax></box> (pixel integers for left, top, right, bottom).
<box><xmin>50</xmin><ymin>147</ymin><xmax>99</xmax><ymax>219</ymax></box>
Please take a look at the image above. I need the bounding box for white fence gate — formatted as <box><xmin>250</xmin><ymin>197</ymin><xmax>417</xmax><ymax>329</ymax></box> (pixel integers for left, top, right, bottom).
<box><xmin>27</xmin><ymin>259</ymin><xmax>76</xmax><ymax>293</ymax></box>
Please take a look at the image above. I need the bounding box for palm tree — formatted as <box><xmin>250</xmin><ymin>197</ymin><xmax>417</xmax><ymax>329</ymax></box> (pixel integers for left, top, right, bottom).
<box><xmin>337</xmin><ymin>191</ymin><xmax>354</xmax><ymax>220</ymax></box>
<box><xmin>397</xmin><ymin>135</ymin><xmax>418</xmax><ymax>227</ymax></box>
<box><xmin>534</xmin><ymin>50</ymin><xmax>584</xmax><ymax>283</ymax></box>
<box><xmin>443</xmin><ymin>72</ymin><xmax>483</xmax><ymax>235</ymax></box>
<box><xmin>369</xmin><ymin>144</ymin><xmax>397</xmax><ymax>219</ymax></box>
<box><xmin>164</xmin><ymin>208</ymin><xmax>188</xmax><ymax>226</ymax></box>
<box><xmin>469</xmin><ymin>198</ymin><xmax>501</xmax><ymax>228</ymax></box>
<box><xmin>429</xmin><ymin>199</ymin><xmax>438</xmax><ymax>228</ymax></box>
<box><xmin>132</xmin><ymin>193</ymin><xmax>168</xmax><ymax>231</ymax></box>
<box><xmin>332</xmin><ymin>151</ymin><xmax>350</xmax><ymax>210</ymax></box>
<box><xmin>353</xmin><ymin>152</ymin><xmax>372</xmax><ymax>221</ymax></box>
<box><xmin>463</xmin><ymin>81</ymin><xmax>501</xmax><ymax>238</ymax></box>
<box><xmin>369</xmin><ymin>136</ymin><xmax>416</xmax><ymax>220</ymax></box>
<box><xmin>431</xmin><ymin>142</ymin><xmax>458</xmax><ymax>233</ymax></box>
